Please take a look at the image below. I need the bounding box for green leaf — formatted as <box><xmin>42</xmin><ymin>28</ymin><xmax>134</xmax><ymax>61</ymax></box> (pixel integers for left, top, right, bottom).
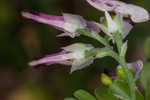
<box><xmin>95</xmin><ymin>88</ymin><xmax>118</xmax><ymax>100</ymax></box>
<box><xmin>146</xmin><ymin>86</ymin><xmax>150</xmax><ymax>100</ymax></box>
<box><xmin>64</xmin><ymin>97</ymin><xmax>77</xmax><ymax>100</ymax></box>
<box><xmin>144</xmin><ymin>36</ymin><xmax>150</xmax><ymax>60</ymax></box>
<box><xmin>110</xmin><ymin>80</ymin><xmax>130</xmax><ymax>100</ymax></box>
<box><xmin>74</xmin><ymin>89</ymin><xmax>96</xmax><ymax>100</ymax></box>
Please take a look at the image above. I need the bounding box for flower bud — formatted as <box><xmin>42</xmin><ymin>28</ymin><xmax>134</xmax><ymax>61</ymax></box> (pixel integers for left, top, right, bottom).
<box><xmin>117</xmin><ymin>66</ymin><xmax>134</xmax><ymax>80</ymax></box>
<box><xmin>117</xmin><ymin>67</ymin><xmax>125</xmax><ymax>80</ymax></box>
<box><xmin>101</xmin><ymin>73</ymin><xmax>113</xmax><ymax>86</ymax></box>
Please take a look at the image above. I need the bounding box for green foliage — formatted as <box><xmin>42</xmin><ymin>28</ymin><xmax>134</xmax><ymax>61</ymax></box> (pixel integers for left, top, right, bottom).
<box><xmin>64</xmin><ymin>89</ymin><xmax>96</xmax><ymax>100</ymax></box>
<box><xmin>65</xmin><ymin>84</ymin><xmax>144</xmax><ymax>100</ymax></box>
<box><xmin>110</xmin><ymin>80</ymin><xmax>130</xmax><ymax>100</ymax></box>
<box><xmin>64</xmin><ymin>76</ymin><xmax>145</xmax><ymax>100</ymax></box>
<box><xmin>74</xmin><ymin>90</ymin><xmax>96</xmax><ymax>100</ymax></box>
<box><xmin>95</xmin><ymin>88</ymin><xmax>117</xmax><ymax>100</ymax></box>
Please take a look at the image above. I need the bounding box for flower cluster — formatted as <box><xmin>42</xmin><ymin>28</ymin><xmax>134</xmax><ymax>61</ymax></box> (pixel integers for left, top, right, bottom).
<box><xmin>22</xmin><ymin>0</ymin><xmax>149</xmax><ymax>74</ymax></box>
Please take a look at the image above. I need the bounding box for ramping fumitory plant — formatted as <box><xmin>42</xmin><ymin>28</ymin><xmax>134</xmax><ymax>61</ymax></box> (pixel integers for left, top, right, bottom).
<box><xmin>22</xmin><ymin>0</ymin><xmax>149</xmax><ymax>100</ymax></box>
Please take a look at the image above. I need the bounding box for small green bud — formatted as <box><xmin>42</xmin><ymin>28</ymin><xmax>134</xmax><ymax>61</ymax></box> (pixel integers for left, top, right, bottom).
<box><xmin>117</xmin><ymin>66</ymin><xmax>134</xmax><ymax>80</ymax></box>
<box><xmin>117</xmin><ymin>67</ymin><xmax>126</xmax><ymax>80</ymax></box>
<box><xmin>101</xmin><ymin>73</ymin><xmax>113</xmax><ymax>86</ymax></box>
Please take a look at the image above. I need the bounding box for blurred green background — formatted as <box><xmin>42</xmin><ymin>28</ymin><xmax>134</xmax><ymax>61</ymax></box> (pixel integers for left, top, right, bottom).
<box><xmin>0</xmin><ymin>0</ymin><xmax>150</xmax><ymax>100</ymax></box>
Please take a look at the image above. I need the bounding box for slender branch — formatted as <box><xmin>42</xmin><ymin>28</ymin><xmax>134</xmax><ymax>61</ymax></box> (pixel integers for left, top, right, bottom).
<box><xmin>119</xmin><ymin>56</ymin><xmax>136</xmax><ymax>100</ymax></box>
<box><xmin>113</xmin><ymin>31</ymin><xmax>136</xmax><ymax>100</ymax></box>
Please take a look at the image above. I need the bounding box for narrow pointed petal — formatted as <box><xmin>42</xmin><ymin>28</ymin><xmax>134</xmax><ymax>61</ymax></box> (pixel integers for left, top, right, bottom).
<box><xmin>114</xmin><ymin>14</ymin><xmax>133</xmax><ymax>38</ymax></box>
<box><xmin>22</xmin><ymin>11</ymin><xmax>65</xmax><ymax>31</ymax></box>
<box><xmin>114</xmin><ymin>14</ymin><xmax>123</xmax><ymax>31</ymax></box>
<box><xmin>122</xmin><ymin>21</ymin><xmax>133</xmax><ymax>39</ymax></box>
<box><xmin>96</xmin><ymin>23</ymin><xmax>111</xmax><ymax>36</ymax></box>
<box><xmin>105</xmin><ymin>11</ymin><xmax>119</xmax><ymax>33</ymax></box>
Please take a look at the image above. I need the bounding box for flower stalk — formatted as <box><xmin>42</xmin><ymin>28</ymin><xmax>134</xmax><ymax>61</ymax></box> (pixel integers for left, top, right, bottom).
<box><xmin>113</xmin><ymin>30</ymin><xmax>136</xmax><ymax>100</ymax></box>
<box><xmin>119</xmin><ymin>56</ymin><xmax>136</xmax><ymax>100</ymax></box>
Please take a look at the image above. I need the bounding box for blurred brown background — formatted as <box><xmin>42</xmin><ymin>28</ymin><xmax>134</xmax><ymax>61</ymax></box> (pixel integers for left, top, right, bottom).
<box><xmin>0</xmin><ymin>0</ymin><xmax>150</xmax><ymax>100</ymax></box>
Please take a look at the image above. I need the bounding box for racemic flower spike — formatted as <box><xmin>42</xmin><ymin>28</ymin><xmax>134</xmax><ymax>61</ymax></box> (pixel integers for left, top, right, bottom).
<box><xmin>97</xmin><ymin>11</ymin><xmax>133</xmax><ymax>38</ymax></box>
<box><xmin>29</xmin><ymin>43</ymin><xmax>95</xmax><ymax>73</ymax></box>
<box><xmin>86</xmin><ymin>0</ymin><xmax>149</xmax><ymax>23</ymax></box>
<box><xmin>22</xmin><ymin>11</ymin><xmax>100</xmax><ymax>38</ymax></box>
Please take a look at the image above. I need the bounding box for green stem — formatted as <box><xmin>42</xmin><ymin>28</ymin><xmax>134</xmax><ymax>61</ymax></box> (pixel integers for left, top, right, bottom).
<box><xmin>113</xmin><ymin>32</ymin><xmax>136</xmax><ymax>100</ymax></box>
<box><xmin>119</xmin><ymin>56</ymin><xmax>136</xmax><ymax>100</ymax></box>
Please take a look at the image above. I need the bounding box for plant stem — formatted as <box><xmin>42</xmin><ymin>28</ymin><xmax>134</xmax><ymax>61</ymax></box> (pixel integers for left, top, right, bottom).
<box><xmin>78</xmin><ymin>29</ymin><xmax>136</xmax><ymax>100</ymax></box>
<box><xmin>119</xmin><ymin>56</ymin><xmax>136</xmax><ymax>100</ymax></box>
<box><xmin>112</xmin><ymin>31</ymin><xmax>135</xmax><ymax>100</ymax></box>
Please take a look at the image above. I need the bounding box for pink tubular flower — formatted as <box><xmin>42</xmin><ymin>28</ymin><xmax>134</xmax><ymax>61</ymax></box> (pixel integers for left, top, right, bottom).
<box><xmin>29</xmin><ymin>43</ymin><xmax>95</xmax><ymax>73</ymax></box>
<box><xmin>87</xmin><ymin>0</ymin><xmax>149</xmax><ymax>23</ymax></box>
<box><xmin>22</xmin><ymin>10</ymin><xmax>100</xmax><ymax>38</ymax></box>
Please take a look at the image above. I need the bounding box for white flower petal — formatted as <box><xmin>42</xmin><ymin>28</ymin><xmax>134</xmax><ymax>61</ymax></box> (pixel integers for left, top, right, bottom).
<box><xmin>122</xmin><ymin>21</ymin><xmax>133</xmax><ymax>39</ymax></box>
<box><xmin>63</xmin><ymin>13</ymin><xmax>87</xmax><ymax>33</ymax></box>
<box><xmin>105</xmin><ymin>11</ymin><xmax>119</xmax><ymax>33</ymax></box>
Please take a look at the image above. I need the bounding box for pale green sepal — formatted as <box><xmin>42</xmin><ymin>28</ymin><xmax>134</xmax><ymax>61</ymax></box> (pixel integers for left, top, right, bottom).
<box><xmin>120</xmin><ymin>41</ymin><xmax>128</xmax><ymax>57</ymax></box>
